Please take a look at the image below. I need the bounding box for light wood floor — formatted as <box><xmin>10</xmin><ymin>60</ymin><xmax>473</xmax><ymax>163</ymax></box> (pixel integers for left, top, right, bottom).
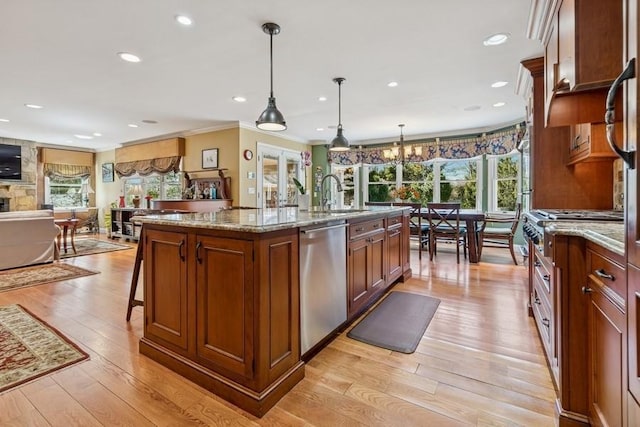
<box><xmin>0</xmin><ymin>236</ymin><xmax>555</xmax><ymax>426</ymax></box>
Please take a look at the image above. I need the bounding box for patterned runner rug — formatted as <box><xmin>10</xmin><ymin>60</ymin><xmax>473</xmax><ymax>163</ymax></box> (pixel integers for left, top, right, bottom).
<box><xmin>0</xmin><ymin>304</ymin><xmax>89</xmax><ymax>393</ymax></box>
<box><xmin>0</xmin><ymin>263</ymin><xmax>99</xmax><ymax>293</ymax></box>
<box><xmin>60</xmin><ymin>237</ymin><xmax>132</xmax><ymax>259</ymax></box>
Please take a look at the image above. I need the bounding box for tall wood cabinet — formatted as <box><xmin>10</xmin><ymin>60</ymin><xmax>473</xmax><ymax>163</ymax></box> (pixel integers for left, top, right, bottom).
<box><xmin>625</xmin><ymin>0</ymin><xmax>640</xmax><ymax>420</ymax></box>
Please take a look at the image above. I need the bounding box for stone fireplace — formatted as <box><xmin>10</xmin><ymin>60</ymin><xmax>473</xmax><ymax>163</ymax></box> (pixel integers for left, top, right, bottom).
<box><xmin>0</xmin><ymin>137</ymin><xmax>38</xmax><ymax>211</ymax></box>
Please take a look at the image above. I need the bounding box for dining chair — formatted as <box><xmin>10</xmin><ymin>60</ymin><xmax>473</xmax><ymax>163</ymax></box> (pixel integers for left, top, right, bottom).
<box><xmin>426</xmin><ymin>202</ymin><xmax>467</xmax><ymax>263</ymax></box>
<box><xmin>477</xmin><ymin>203</ymin><xmax>522</xmax><ymax>265</ymax></box>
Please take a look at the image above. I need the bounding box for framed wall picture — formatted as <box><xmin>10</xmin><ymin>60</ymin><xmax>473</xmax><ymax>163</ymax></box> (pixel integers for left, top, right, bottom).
<box><xmin>102</xmin><ymin>162</ymin><xmax>114</xmax><ymax>182</ymax></box>
<box><xmin>202</xmin><ymin>148</ymin><xmax>219</xmax><ymax>169</ymax></box>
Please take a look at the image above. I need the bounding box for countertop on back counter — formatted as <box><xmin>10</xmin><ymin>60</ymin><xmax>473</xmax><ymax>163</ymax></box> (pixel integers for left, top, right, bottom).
<box><xmin>133</xmin><ymin>206</ymin><xmax>409</xmax><ymax>233</ymax></box>
<box><xmin>546</xmin><ymin>221</ymin><xmax>624</xmax><ymax>256</ymax></box>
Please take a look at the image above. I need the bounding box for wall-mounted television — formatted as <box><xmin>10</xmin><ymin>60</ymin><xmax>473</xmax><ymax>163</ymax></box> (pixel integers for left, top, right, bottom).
<box><xmin>0</xmin><ymin>144</ymin><xmax>22</xmax><ymax>180</ymax></box>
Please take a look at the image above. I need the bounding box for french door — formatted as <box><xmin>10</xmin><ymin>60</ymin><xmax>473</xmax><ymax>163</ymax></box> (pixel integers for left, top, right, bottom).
<box><xmin>257</xmin><ymin>144</ymin><xmax>302</xmax><ymax>209</ymax></box>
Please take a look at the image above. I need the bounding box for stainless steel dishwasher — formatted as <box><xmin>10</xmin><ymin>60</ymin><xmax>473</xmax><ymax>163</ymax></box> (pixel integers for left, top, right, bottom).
<box><xmin>299</xmin><ymin>220</ymin><xmax>347</xmax><ymax>355</ymax></box>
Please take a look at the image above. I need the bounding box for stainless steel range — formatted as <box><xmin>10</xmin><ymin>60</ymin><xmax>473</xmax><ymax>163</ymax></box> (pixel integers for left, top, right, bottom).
<box><xmin>522</xmin><ymin>209</ymin><xmax>624</xmax><ymax>256</ymax></box>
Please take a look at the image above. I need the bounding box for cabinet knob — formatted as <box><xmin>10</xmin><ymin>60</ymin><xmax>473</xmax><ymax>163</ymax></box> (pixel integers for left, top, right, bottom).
<box><xmin>534</xmin><ymin>297</ymin><xmax>541</xmax><ymax>305</ymax></box>
<box><xmin>541</xmin><ymin>318</ymin><xmax>550</xmax><ymax>327</ymax></box>
<box><xmin>581</xmin><ymin>286</ymin><xmax>593</xmax><ymax>294</ymax></box>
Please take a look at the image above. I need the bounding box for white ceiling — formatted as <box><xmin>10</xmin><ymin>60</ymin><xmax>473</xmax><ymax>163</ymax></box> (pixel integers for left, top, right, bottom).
<box><xmin>0</xmin><ymin>0</ymin><xmax>543</xmax><ymax>151</ymax></box>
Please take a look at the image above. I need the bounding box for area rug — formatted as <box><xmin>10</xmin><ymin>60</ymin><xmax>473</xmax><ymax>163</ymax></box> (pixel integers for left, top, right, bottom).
<box><xmin>60</xmin><ymin>237</ymin><xmax>132</xmax><ymax>259</ymax></box>
<box><xmin>0</xmin><ymin>263</ymin><xmax>99</xmax><ymax>293</ymax></box>
<box><xmin>347</xmin><ymin>291</ymin><xmax>440</xmax><ymax>354</ymax></box>
<box><xmin>0</xmin><ymin>304</ymin><xmax>89</xmax><ymax>393</ymax></box>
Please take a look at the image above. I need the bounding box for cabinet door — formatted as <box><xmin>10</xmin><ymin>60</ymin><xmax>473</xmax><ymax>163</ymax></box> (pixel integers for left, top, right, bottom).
<box><xmin>630</xmin><ymin>265</ymin><xmax>640</xmax><ymax>405</ymax></box>
<box><xmin>370</xmin><ymin>231</ymin><xmax>386</xmax><ymax>292</ymax></box>
<box><xmin>144</xmin><ymin>228</ymin><xmax>189</xmax><ymax>351</ymax></box>
<box><xmin>588</xmin><ymin>278</ymin><xmax>625</xmax><ymax>427</ymax></box>
<box><xmin>386</xmin><ymin>222</ymin><xmax>402</xmax><ymax>284</ymax></box>
<box><xmin>195</xmin><ymin>235</ymin><xmax>254</xmax><ymax>381</ymax></box>
<box><xmin>348</xmin><ymin>237</ymin><xmax>370</xmax><ymax>317</ymax></box>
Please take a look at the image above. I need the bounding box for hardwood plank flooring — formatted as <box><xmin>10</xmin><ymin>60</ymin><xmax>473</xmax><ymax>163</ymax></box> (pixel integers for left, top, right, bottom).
<box><xmin>0</xmin><ymin>235</ymin><xmax>556</xmax><ymax>426</ymax></box>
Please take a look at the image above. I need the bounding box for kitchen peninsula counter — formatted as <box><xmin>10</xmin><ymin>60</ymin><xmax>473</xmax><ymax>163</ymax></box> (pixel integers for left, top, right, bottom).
<box><xmin>135</xmin><ymin>205</ymin><xmax>410</xmax><ymax>417</ymax></box>
<box><xmin>546</xmin><ymin>221</ymin><xmax>624</xmax><ymax>256</ymax></box>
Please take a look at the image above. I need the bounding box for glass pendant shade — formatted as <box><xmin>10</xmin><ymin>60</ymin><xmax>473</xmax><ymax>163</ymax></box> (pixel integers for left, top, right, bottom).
<box><xmin>329</xmin><ymin>77</ymin><xmax>349</xmax><ymax>151</ymax></box>
<box><xmin>256</xmin><ymin>22</ymin><xmax>286</xmax><ymax>131</ymax></box>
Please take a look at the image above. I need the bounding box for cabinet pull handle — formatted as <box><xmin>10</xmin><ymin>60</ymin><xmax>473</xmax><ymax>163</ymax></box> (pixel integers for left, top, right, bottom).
<box><xmin>534</xmin><ymin>260</ymin><xmax>541</xmax><ymax>267</ymax></box>
<box><xmin>541</xmin><ymin>318</ymin><xmax>550</xmax><ymax>327</ymax></box>
<box><xmin>582</xmin><ymin>286</ymin><xmax>593</xmax><ymax>294</ymax></box>
<box><xmin>196</xmin><ymin>241</ymin><xmax>202</xmax><ymax>264</ymax></box>
<box><xmin>534</xmin><ymin>297</ymin><xmax>541</xmax><ymax>305</ymax></box>
<box><xmin>355</xmin><ymin>227</ymin><xmax>364</xmax><ymax>232</ymax></box>
<box><xmin>543</xmin><ymin>274</ymin><xmax>550</xmax><ymax>282</ymax></box>
<box><xmin>178</xmin><ymin>239</ymin><xmax>185</xmax><ymax>261</ymax></box>
<box><xmin>594</xmin><ymin>269</ymin><xmax>615</xmax><ymax>281</ymax></box>
<box><xmin>605</xmin><ymin>58</ymin><xmax>636</xmax><ymax>169</ymax></box>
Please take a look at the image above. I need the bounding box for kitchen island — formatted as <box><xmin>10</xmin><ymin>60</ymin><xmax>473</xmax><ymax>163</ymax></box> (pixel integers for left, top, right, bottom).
<box><xmin>134</xmin><ymin>206</ymin><xmax>411</xmax><ymax>417</ymax></box>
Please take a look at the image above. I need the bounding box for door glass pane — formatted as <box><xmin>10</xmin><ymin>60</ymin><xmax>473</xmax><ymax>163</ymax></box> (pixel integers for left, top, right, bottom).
<box><xmin>262</xmin><ymin>154</ymin><xmax>279</xmax><ymax>208</ymax></box>
<box><xmin>285</xmin><ymin>157</ymin><xmax>299</xmax><ymax>205</ymax></box>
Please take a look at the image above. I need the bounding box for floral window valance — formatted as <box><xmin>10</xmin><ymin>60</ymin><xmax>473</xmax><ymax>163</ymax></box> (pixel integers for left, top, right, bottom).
<box><xmin>114</xmin><ymin>156</ymin><xmax>181</xmax><ymax>177</ymax></box>
<box><xmin>43</xmin><ymin>163</ymin><xmax>92</xmax><ymax>178</ymax></box>
<box><xmin>329</xmin><ymin>122</ymin><xmax>526</xmax><ymax>165</ymax></box>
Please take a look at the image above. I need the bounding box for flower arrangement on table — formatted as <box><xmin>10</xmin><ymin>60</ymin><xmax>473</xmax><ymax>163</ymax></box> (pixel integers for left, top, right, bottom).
<box><xmin>390</xmin><ymin>185</ymin><xmax>420</xmax><ymax>201</ymax></box>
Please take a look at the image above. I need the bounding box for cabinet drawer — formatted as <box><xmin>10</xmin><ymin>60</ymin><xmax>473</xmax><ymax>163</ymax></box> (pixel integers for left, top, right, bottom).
<box><xmin>532</xmin><ymin>280</ymin><xmax>553</xmax><ymax>355</ymax></box>
<box><xmin>587</xmin><ymin>244</ymin><xmax>625</xmax><ymax>301</ymax></box>
<box><xmin>533</xmin><ymin>252</ymin><xmax>552</xmax><ymax>295</ymax></box>
<box><xmin>386</xmin><ymin>215</ymin><xmax>402</xmax><ymax>229</ymax></box>
<box><xmin>349</xmin><ymin>218</ymin><xmax>384</xmax><ymax>240</ymax></box>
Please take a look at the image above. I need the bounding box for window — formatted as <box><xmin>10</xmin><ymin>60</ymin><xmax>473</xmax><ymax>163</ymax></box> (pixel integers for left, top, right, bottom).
<box><xmin>46</xmin><ymin>176</ymin><xmax>85</xmax><ymax>208</ymax></box>
<box><xmin>331</xmin><ymin>165</ymin><xmax>359</xmax><ymax>208</ymax></box>
<box><xmin>366</xmin><ymin>164</ymin><xmax>397</xmax><ymax>202</ymax></box>
<box><xmin>402</xmin><ymin>162</ymin><xmax>434</xmax><ymax>205</ymax></box>
<box><xmin>122</xmin><ymin>171</ymin><xmax>183</xmax><ymax>206</ymax></box>
<box><xmin>439</xmin><ymin>159</ymin><xmax>479</xmax><ymax>208</ymax></box>
<box><xmin>488</xmin><ymin>152</ymin><xmax>520</xmax><ymax>211</ymax></box>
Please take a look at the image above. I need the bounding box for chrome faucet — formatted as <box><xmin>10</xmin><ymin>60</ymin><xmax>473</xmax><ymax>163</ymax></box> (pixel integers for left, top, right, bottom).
<box><xmin>320</xmin><ymin>173</ymin><xmax>344</xmax><ymax>210</ymax></box>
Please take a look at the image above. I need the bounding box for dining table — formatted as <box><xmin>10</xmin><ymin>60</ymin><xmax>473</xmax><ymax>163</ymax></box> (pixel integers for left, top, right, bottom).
<box><xmin>418</xmin><ymin>208</ymin><xmax>485</xmax><ymax>263</ymax></box>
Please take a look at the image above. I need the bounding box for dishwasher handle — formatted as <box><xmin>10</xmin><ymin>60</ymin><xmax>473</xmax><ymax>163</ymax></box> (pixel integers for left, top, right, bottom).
<box><xmin>300</xmin><ymin>223</ymin><xmax>347</xmax><ymax>234</ymax></box>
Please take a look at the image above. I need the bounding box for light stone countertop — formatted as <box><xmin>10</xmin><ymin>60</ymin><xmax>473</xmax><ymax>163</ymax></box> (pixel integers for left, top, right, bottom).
<box><xmin>546</xmin><ymin>221</ymin><xmax>625</xmax><ymax>256</ymax></box>
<box><xmin>133</xmin><ymin>206</ymin><xmax>408</xmax><ymax>233</ymax></box>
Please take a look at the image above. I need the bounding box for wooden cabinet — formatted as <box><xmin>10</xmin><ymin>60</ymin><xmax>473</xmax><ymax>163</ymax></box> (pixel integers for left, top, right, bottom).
<box><xmin>543</xmin><ymin>0</ymin><xmax>623</xmax><ymax>127</ymax></box>
<box><xmin>140</xmin><ymin>224</ymin><xmax>303</xmax><ymax>417</ymax></box>
<box><xmin>522</xmin><ymin>57</ymin><xmax>614</xmax><ymax>209</ymax></box>
<box><xmin>111</xmin><ymin>208</ymin><xmax>142</xmax><ymax>241</ymax></box>
<box><xmin>629</xmin><ymin>265</ymin><xmax>640</xmax><ymax>411</ymax></box>
<box><xmin>567</xmin><ymin>123</ymin><xmax>619</xmax><ymax>164</ymax></box>
<box><xmin>348</xmin><ymin>217</ymin><xmax>386</xmax><ymax>319</ymax></box>
<box><xmin>143</xmin><ymin>228</ymin><xmax>189</xmax><ymax>352</ymax></box>
<box><xmin>585</xmin><ymin>242</ymin><xmax>626</xmax><ymax>427</ymax></box>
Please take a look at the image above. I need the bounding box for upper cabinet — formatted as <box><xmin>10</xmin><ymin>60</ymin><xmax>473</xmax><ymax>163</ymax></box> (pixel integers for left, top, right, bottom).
<box><xmin>567</xmin><ymin>122</ymin><xmax>619</xmax><ymax>165</ymax></box>
<box><xmin>545</xmin><ymin>0</ymin><xmax>623</xmax><ymax>127</ymax></box>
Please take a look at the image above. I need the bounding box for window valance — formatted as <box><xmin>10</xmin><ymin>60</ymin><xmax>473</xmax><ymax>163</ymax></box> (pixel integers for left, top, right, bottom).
<box><xmin>114</xmin><ymin>156</ymin><xmax>181</xmax><ymax>177</ymax></box>
<box><xmin>43</xmin><ymin>163</ymin><xmax>92</xmax><ymax>178</ymax></box>
<box><xmin>329</xmin><ymin>123</ymin><xmax>526</xmax><ymax>165</ymax></box>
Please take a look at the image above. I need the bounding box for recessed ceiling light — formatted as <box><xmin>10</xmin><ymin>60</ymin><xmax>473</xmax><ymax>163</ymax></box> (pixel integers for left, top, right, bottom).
<box><xmin>93</xmin><ymin>132</ymin><xmax>102</xmax><ymax>137</ymax></box>
<box><xmin>118</xmin><ymin>52</ymin><xmax>141</xmax><ymax>63</ymax></box>
<box><xmin>316</xmin><ymin>127</ymin><xmax>324</xmax><ymax>131</ymax></box>
<box><xmin>128</xmin><ymin>124</ymin><xmax>139</xmax><ymax>128</ymax></box>
<box><xmin>25</xmin><ymin>104</ymin><xmax>43</xmax><ymax>109</ymax></box>
<box><xmin>318</xmin><ymin>96</ymin><xmax>327</xmax><ymax>102</ymax></box>
<box><xmin>493</xmin><ymin>102</ymin><xmax>506</xmax><ymax>107</ymax></box>
<box><xmin>232</xmin><ymin>96</ymin><xmax>247</xmax><ymax>103</ymax></box>
<box><xmin>491</xmin><ymin>81</ymin><xmax>508</xmax><ymax>88</ymax></box>
<box><xmin>483</xmin><ymin>33</ymin><xmax>510</xmax><ymax>46</ymax></box>
<box><xmin>387</xmin><ymin>81</ymin><xmax>399</xmax><ymax>87</ymax></box>
<box><xmin>175</xmin><ymin>15</ymin><xmax>193</xmax><ymax>26</ymax></box>
<box><xmin>0</xmin><ymin>118</ymin><xmax>9</xmax><ymax>122</ymax></box>
<box><xmin>74</xmin><ymin>134</ymin><xmax>93</xmax><ymax>140</ymax></box>
<box><xmin>464</xmin><ymin>105</ymin><xmax>481</xmax><ymax>111</ymax></box>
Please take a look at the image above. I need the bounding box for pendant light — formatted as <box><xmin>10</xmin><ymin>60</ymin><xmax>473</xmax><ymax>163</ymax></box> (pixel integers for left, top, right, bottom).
<box><xmin>256</xmin><ymin>22</ymin><xmax>286</xmax><ymax>131</ymax></box>
<box><xmin>329</xmin><ymin>77</ymin><xmax>349</xmax><ymax>151</ymax></box>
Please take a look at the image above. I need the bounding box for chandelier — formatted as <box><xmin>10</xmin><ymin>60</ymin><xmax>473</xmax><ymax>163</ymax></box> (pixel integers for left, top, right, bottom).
<box><xmin>383</xmin><ymin>124</ymin><xmax>423</xmax><ymax>165</ymax></box>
